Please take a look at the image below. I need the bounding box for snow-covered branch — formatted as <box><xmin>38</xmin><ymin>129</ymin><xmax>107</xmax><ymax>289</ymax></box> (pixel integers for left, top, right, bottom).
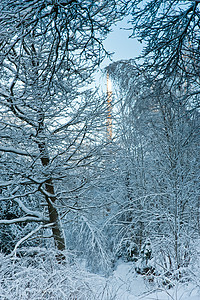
<box><xmin>13</xmin><ymin>198</ymin><xmax>43</xmax><ymax>219</ymax></box>
<box><xmin>11</xmin><ymin>223</ymin><xmax>54</xmax><ymax>257</ymax></box>
<box><xmin>0</xmin><ymin>146</ymin><xmax>37</xmax><ymax>157</ymax></box>
<box><xmin>0</xmin><ymin>216</ymin><xmax>48</xmax><ymax>224</ymax></box>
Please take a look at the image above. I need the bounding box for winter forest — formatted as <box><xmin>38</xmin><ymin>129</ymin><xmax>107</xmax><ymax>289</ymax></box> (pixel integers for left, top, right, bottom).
<box><xmin>0</xmin><ymin>1</ymin><xmax>199</xmax><ymax>299</ymax></box>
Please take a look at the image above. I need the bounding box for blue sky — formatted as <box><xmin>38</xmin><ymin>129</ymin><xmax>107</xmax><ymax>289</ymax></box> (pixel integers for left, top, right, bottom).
<box><xmin>95</xmin><ymin>18</ymin><xmax>143</xmax><ymax>90</ymax></box>
<box><xmin>103</xmin><ymin>18</ymin><xmax>143</xmax><ymax>65</ymax></box>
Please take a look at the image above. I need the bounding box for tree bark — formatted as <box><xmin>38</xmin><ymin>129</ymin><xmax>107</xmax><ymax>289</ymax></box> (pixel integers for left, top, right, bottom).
<box><xmin>38</xmin><ymin>140</ymin><xmax>65</xmax><ymax>251</ymax></box>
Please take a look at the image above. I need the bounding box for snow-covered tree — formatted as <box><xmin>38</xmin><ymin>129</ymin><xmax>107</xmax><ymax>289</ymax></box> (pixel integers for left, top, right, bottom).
<box><xmin>0</xmin><ymin>0</ymin><xmax>130</xmax><ymax>254</ymax></box>
<box><xmin>130</xmin><ymin>0</ymin><xmax>200</xmax><ymax>80</ymax></box>
<box><xmin>105</xmin><ymin>60</ymin><xmax>199</xmax><ymax>275</ymax></box>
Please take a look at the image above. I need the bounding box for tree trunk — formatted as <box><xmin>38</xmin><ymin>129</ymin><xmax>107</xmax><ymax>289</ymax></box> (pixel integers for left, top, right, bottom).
<box><xmin>38</xmin><ymin>140</ymin><xmax>65</xmax><ymax>251</ymax></box>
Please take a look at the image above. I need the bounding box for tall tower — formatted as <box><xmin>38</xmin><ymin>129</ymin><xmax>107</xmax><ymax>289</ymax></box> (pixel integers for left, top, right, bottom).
<box><xmin>106</xmin><ymin>70</ymin><xmax>112</xmax><ymax>141</ymax></box>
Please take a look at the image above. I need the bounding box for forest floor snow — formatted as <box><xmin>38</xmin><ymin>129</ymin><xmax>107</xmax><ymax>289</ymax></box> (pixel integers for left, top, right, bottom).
<box><xmin>0</xmin><ymin>252</ymin><xmax>199</xmax><ymax>300</ymax></box>
<box><xmin>100</xmin><ymin>261</ymin><xmax>200</xmax><ymax>300</ymax></box>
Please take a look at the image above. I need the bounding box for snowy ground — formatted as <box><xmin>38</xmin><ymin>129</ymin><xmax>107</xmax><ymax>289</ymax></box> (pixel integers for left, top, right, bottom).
<box><xmin>0</xmin><ymin>253</ymin><xmax>199</xmax><ymax>300</ymax></box>
<box><xmin>102</xmin><ymin>261</ymin><xmax>200</xmax><ymax>300</ymax></box>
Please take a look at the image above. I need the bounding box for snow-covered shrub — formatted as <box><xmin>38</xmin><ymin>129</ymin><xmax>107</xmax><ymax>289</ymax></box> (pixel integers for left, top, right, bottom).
<box><xmin>0</xmin><ymin>248</ymin><xmax>109</xmax><ymax>300</ymax></box>
<box><xmin>135</xmin><ymin>239</ymin><xmax>155</xmax><ymax>277</ymax></box>
<box><xmin>146</xmin><ymin>237</ymin><xmax>200</xmax><ymax>289</ymax></box>
<box><xmin>115</xmin><ymin>238</ymin><xmax>139</xmax><ymax>262</ymax></box>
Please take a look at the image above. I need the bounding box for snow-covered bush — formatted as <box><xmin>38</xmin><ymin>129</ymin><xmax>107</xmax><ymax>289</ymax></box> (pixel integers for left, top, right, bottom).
<box><xmin>115</xmin><ymin>238</ymin><xmax>139</xmax><ymax>262</ymax></box>
<box><xmin>0</xmin><ymin>248</ymin><xmax>109</xmax><ymax>300</ymax></box>
<box><xmin>135</xmin><ymin>239</ymin><xmax>155</xmax><ymax>277</ymax></box>
<box><xmin>145</xmin><ymin>237</ymin><xmax>200</xmax><ymax>289</ymax></box>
